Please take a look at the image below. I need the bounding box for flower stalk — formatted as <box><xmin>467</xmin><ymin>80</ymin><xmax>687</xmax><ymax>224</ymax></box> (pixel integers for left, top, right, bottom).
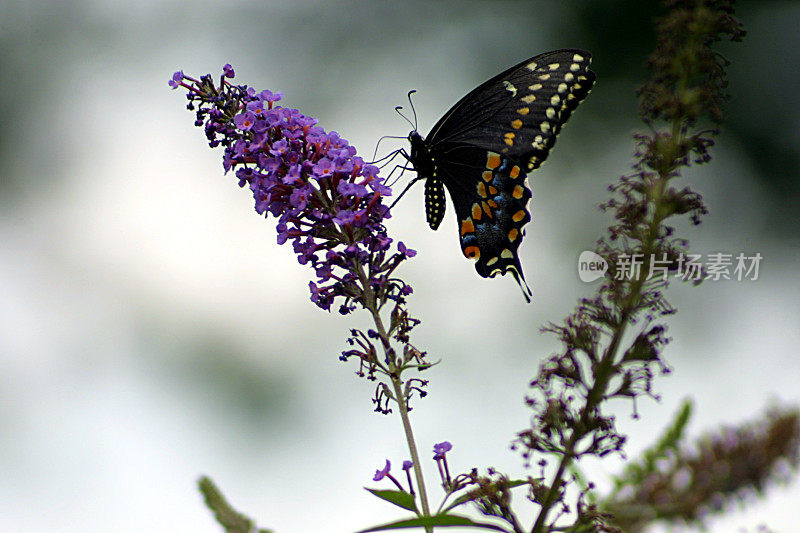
<box><xmin>521</xmin><ymin>1</ymin><xmax>747</xmax><ymax>531</ymax></box>
<box><xmin>171</xmin><ymin>65</ymin><xmax>434</xmax><ymax>526</ymax></box>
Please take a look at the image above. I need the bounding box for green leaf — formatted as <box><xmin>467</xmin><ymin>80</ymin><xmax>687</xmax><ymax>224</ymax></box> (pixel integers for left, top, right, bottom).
<box><xmin>365</xmin><ymin>488</ymin><xmax>419</xmax><ymax>513</ymax></box>
<box><xmin>606</xmin><ymin>398</ymin><xmax>692</xmax><ymax>500</ymax></box>
<box><xmin>198</xmin><ymin>476</ymin><xmax>273</xmax><ymax>533</ymax></box>
<box><xmin>356</xmin><ymin>514</ymin><xmax>511</xmax><ymax>532</ymax></box>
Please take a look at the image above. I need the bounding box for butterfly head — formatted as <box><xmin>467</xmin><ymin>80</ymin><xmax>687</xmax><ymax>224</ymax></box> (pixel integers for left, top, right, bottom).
<box><xmin>407</xmin><ymin>130</ymin><xmax>433</xmax><ymax>179</ymax></box>
<box><xmin>407</xmin><ymin>130</ymin><xmax>425</xmax><ymax>158</ymax></box>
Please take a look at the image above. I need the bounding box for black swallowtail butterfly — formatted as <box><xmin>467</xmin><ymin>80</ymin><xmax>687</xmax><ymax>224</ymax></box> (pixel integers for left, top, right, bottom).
<box><xmin>407</xmin><ymin>49</ymin><xmax>595</xmax><ymax>302</ymax></box>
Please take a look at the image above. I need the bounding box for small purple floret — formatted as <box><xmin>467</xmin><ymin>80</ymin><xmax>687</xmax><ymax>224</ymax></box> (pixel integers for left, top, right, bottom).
<box><xmin>168</xmin><ymin>70</ymin><xmax>184</xmax><ymax>89</ymax></box>
<box><xmin>433</xmin><ymin>441</ymin><xmax>452</xmax><ymax>459</ymax></box>
<box><xmin>373</xmin><ymin>459</ymin><xmax>391</xmax><ymax>481</ymax></box>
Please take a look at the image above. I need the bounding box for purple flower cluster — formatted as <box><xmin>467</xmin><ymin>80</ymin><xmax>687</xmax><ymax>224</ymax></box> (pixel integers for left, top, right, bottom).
<box><xmin>171</xmin><ymin>66</ymin><xmax>415</xmax><ymax>312</ymax></box>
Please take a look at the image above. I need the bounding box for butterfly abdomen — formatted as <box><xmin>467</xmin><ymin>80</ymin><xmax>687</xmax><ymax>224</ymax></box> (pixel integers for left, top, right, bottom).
<box><xmin>410</xmin><ymin>131</ymin><xmax>449</xmax><ymax>231</ymax></box>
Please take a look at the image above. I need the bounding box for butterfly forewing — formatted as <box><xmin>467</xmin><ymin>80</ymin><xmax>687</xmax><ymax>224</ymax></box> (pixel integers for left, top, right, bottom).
<box><xmin>428</xmin><ymin>50</ymin><xmax>595</xmax><ymax>171</ymax></box>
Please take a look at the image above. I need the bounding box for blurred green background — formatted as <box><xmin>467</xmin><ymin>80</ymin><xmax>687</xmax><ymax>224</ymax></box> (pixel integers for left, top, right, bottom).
<box><xmin>1</xmin><ymin>1</ymin><xmax>798</xmax><ymax>532</ymax></box>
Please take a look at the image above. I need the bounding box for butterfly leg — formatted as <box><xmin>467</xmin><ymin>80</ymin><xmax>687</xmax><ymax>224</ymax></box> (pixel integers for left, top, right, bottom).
<box><xmin>388</xmin><ymin>174</ymin><xmax>425</xmax><ymax>211</ymax></box>
<box><xmin>366</xmin><ymin>146</ymin><xmax>406</xmax><ymax>167</ymax></box>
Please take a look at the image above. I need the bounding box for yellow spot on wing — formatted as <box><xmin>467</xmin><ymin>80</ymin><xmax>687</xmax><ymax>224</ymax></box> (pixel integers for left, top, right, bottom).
<box><xmin>503</xmin><ymin>80</ymin><xmax>517</xmax><ymax>96</ymax></box>
<box><xmin>517</xmin><ymin>107</ymin><xmax>530</xmax><ymax>115</ymax></box>
<box><xmin>511</xmin><ymin>119</ymin><xmax>523</xmax><ymax>129</ymax></box>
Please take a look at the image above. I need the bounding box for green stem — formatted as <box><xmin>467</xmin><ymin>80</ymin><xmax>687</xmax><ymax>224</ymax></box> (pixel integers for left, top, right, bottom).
<box><xmin>353</xmin><ymin>259</ymin><xmax>432</xmax><ymax>524</ymax></box>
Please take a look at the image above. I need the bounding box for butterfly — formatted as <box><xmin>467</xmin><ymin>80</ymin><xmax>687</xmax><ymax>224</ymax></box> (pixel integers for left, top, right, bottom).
<box><xmin>406</xmin><ymin>49</ymin><xmax>595</xmax><ymax>302</ymax></box>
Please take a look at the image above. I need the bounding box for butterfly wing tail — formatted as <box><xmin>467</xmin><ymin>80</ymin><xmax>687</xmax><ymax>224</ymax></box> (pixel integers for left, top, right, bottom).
<box><xmin>509</xmin><ymin>266</ymin><xmax>532</xmax><ymax>303</ymax></box>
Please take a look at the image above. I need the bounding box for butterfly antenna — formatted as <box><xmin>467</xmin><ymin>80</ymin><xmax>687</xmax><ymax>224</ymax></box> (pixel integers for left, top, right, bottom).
<box><xmin>407</xmin><ymin>90</ymin><xmax>418</xmax><ymax>131</ymax></box>
<box><xmin>395</xmin><ymin>105</ymin><xmax>415</xmax><ymax>130</ymax></box>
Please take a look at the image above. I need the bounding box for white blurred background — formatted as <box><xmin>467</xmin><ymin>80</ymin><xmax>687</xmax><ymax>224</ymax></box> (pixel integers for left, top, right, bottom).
<box><xmin>1</xmin><ymin>1</ymin><xmax>798</xmax><ymax>532</ymax></box>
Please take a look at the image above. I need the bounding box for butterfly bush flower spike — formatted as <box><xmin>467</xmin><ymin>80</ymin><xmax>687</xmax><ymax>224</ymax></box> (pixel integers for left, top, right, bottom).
<box><xmin>171</xmin><ymin>66</ymin><xmax>415</xmax><ymax>314</ymax></box>
<box><xmin>174</xmin><ymin>64</ymin><xmax>442</xmax><ymax>525</ymax></box>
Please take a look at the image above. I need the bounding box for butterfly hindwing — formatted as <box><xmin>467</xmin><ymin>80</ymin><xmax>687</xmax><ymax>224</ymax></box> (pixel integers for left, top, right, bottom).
<box><xmin>408</xmin><ymin>49</ymin><xmax>595</xmax><ymax>301</ymax></box>
<box><xmin>426</xmin><ymin>144</ymin><xmax>532</xmax><ymax>300</ymax></box>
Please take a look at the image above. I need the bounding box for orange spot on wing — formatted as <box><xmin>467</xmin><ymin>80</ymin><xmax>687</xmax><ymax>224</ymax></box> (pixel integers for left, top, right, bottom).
<box><xmin>482</xmin><ymin>170</ymin><xmax>493</xmax><ymax>182</ymax></box>
<box><xmin>511</xmin><ymin>119</ymin><xmax>523</xmax><ymax>129</ymax></box>
<box><xmin>463</xmin><ymin>246</ymin><xmax>480</xmax><ymax>260</ymax></box>
<box><xmin>472</xmin><ymin>203</ymin><xmax>483</xmax><ymax>220</ymax></box>
<box><xmin>509</xmin><ymin>165</ymin><xmax>521</xmax><ymax>178</ymax></box>
<box><xmin>486</xmin><ymin>153</ymin><xmax>502</xmax><ymax>169</ymax></box>
<box><xmin>460</xmin><ymin>218</ymin><xmax>475</xmax><ymax>236</ymax></box>
<box><xmin>508</xmin><ymin>228</ymin><xmax>519</xmax><ymax>241</ymax></box>
<box><xmin>476</xmin><ymin>182</ymin><xmax>487</xmax><ymax>198</ymax></box>
<box><xmin>512</xmin><ymin>210</ymin><xmax>527</xmax><ymax>222</ymax></box>
<box><xmin>482</xmin><ymin>201</ymin><xmax>494</xmax><ymax>218</ymax></box>
<box><xmin>513</xmin><ymin>185</ymin><xmax>525</xmax><ymax>199</ymax></box>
